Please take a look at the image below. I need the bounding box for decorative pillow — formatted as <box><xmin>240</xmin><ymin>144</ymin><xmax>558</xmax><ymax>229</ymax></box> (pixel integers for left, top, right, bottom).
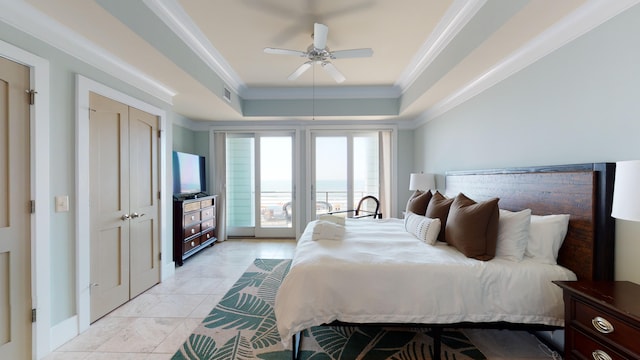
<box><xmin>445</xmin><ymin>193</ymin><xmax>500</xmax><ymax>261</ymax></box>
<box><xmin>495</xmin><ymin>209</ymin><xmax>532</xmax><ymax>262</ymax></box>
<box><xmin>525</xmin><ymin>214</ymin><xmax>571</xmax><ymax>265</ymax></box>
<box><xmin>405</xmin><ymin>190</ymin><xmax>432</xmax><ymax>215</ymax></box>
<box><xmin>424</xmin><ymin>191</ymin><xmax>454</xmax><ymax>242</ymax></box>
<box><xmin>404</xmin><ymin>211</ymin><xmax>441</xmax><ymax>245</ymax></box>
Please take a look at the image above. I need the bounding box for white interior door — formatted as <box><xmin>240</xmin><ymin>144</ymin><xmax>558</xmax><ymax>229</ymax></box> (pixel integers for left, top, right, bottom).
<box><xmin>0</xmin><ymin>56</ymin><xmax>32</xmax><ymax>359</ymax></box>
<box><xmin>89</xmin><ymin>94</ymin><xmax>159</xmax><ymax>322</ymax></box>
<box><xmin>128</xmin><ymin>107</ymin><xmax>160</xmax><ymax>298</ymax></box>
<box><xmin>89</xmin><ymin>92</ymin><xmax>131</xmax><ymax>322</ymax></box>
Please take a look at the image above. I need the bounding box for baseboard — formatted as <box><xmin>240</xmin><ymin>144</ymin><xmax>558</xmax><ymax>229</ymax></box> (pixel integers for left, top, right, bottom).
<box><xmin>49</xmin><ymin>315</ymin><xmax>78</xmax><ymax>351</ymax></box>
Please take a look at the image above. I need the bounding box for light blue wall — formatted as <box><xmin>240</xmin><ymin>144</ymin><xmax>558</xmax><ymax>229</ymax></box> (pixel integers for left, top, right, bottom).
<box><xmin>1</xmin><ymin>21</ymin><xmax>175</xmax><ymax>326</ymax></box>
<box><xmin>414</xmin><ymin>3</ymin><xmax>640</xmax><ymax>284</ymax></box>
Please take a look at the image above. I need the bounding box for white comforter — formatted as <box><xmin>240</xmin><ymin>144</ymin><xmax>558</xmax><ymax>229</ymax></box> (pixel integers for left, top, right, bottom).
<box><xmin>275</xmin><ymin>218</ymin><xmax>576</xmax><ymax>346</ymax></box>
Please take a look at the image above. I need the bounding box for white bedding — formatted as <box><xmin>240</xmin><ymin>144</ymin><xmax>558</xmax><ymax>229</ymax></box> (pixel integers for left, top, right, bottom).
<box><xmin>274</xmin><ymin>218</ymin><xmax>576</xmax><ymax>346</ymax></box>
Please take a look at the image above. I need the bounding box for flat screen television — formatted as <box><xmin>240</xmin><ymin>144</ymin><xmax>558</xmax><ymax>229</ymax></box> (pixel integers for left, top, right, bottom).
<box><xmin>172</xmin><ymin>151</ymin><xmax>207</xmax><ymax>197</ymax></box>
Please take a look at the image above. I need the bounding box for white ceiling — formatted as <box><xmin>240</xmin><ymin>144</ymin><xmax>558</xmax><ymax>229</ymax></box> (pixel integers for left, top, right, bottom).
<box><xmin>4</xmin><ymin>0</ymin><xmax>638</xmax><ymax>124</ymax></box>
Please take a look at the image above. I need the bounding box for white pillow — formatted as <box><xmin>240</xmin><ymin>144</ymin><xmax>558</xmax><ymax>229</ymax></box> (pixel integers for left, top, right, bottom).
<box><xmin>404</xmin><ymin>211</ymin><xmax>441</xmax><ymax>245</ymax></box>
<box><xmin>495</xmin><ymin>209</ymin><xmax>532</xmax><ymax>262</ymax></box>
<box><xmin>525</xmin><ymin>214</ymin><xmax>571</xmax><ymax>264</ymax></box>
<box><xmin>318</xmin><ymin>214</ymin><xmax>346</xmax><ymax>225</ymax></box>
<box><xmin>311</xmin><ymin>220</ymin><xmax>345</xmax><ymax>241</ymax></box>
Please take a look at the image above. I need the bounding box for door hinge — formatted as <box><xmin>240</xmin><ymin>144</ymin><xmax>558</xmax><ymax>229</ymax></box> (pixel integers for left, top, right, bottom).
<box><xmin>158</xmin><ymin>130</ymin><xmax>162</xmax><ymax>138</ymax></box>
<box><xmin>159</xmin><ymin>252</ymin><xmax>162</xmax><ymax>261</ymax></box>
<box><xmin>26</xmin><ymin>89</ymin><xmax>37</xmax><ymax>105</ymax></box>
<box><xmin>158</xmin><ymin>191</ymin><xmax>161</xmax><ymax>200</ymax></box>
<box><xmin>30</xmin><ymin>200</ymin><xmax>35</xmax><ymax>214</ymax></box>
<box><xmin>31</xmin><ymin>308</ymin><xmax>36</xmax><ymax>323</ymax></box>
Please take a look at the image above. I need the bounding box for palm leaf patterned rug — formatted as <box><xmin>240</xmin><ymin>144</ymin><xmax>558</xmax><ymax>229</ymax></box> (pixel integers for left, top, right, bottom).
<box><xmin>173</xmin><ymin>259</ymin><xmax>486</xmax><ymax>359</ymax></box>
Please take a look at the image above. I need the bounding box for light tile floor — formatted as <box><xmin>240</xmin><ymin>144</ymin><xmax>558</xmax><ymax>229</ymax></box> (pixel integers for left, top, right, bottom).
<box><xmin>45</xmin><ymin>238</ymin><xmax>560</xmax><ymax>359</ymax></box>
<box><xmin>45</xmin><ymin>239</ymin><xmax>297</xmax><ymax>360</ymax></box>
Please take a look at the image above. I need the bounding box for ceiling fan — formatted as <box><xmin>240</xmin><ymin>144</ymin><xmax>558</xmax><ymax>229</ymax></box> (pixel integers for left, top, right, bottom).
<box><xmin>264</xmin><ymin>23</ymin><xmax>373</xmax><ymax>83</ymax></box>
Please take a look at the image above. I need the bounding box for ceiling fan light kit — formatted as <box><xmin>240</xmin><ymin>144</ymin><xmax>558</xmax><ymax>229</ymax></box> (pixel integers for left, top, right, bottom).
<box><xmin>264</xmin><ymin>22</ymin><xmax>373</xmax><ymax>83</ymax></box>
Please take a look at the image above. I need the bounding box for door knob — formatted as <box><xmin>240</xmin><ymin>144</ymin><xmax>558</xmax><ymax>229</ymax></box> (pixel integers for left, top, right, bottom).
<box><xmin>121</xmin><ymin>214</ymin><xmax>130</xmax><ymax>221</ymax></box>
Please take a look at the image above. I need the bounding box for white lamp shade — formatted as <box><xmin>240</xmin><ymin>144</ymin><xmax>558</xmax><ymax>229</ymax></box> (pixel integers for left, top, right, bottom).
<box><xmin>612</xmin><ymin>160</ymin><xmax>640</xmax><ymax>221</ymax></box>
<box><xmin>409</xmin><ymin>173</ymin><xmax>435</xmax><ymax>191</ymax></box>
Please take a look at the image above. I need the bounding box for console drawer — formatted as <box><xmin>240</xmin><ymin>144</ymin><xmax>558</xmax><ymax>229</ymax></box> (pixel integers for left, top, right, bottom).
<box><xmin>183</xmin><ymin>223</ymin><xmax>200</xmax><ymax>238</ymax></box>
<box><xmin>184</xmin><ymin>212</ymin><xmax>200</xmax><ymax>226</ymax></box>
<box><xmin>183</xmin><ymin>238</ymin><xmax>200</xmax><ymax>253</ymax></box>
<box><xmin>201</xmin><ymin>229</ymin><xmax>215</xmax><ymax>243</ymax></box>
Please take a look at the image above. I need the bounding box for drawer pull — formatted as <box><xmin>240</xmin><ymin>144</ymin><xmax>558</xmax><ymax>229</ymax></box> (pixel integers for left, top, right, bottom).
<box><xmin>191</xmin><ymin>228</ymin><xmax>196</xmax><ymax>234</ymax></box>
<box><xmin>592</xmin><ymin>350</ymin><xmax>612</xmax><ymax>360</ymax></box>
<box><xmin>592</xmin><ymin>316</ymin><xmax>614</xmax><ymax>334</ymax></box>
<box><xmin>191</xmin><ymin>241</ymin><xmax>195</xmax><ymax>247</ymax></box>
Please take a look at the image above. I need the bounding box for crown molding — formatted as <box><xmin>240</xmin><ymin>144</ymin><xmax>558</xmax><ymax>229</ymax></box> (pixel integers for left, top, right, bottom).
<box><xmin>0</xmin><ymin>0</ymin><xmax>176</xmax><ymax>104</ymax></box>
<box><xmin>243</xmin><ymin>85</ymin><xmax>402</xmax><ymax>100</ymax></box>
<box><xmin>412</xmin><ymin>0</ymin><xmax>640</xmax><ymax>128</ymax></box>
<box><xmin>144</xmin><ymin>0</ymin><xmax>246</xmax><ymax>95</ymax></box>
<box><xmin>395</xmin><ymin>0</ymin><xmax>486</xmax><ymax>92</ymax></box>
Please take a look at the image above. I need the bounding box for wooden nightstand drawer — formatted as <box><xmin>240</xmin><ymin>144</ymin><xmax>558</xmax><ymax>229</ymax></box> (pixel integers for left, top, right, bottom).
<box><xmin>574</xmin><ymin>301</ymin><xmax>640</xmax><ymax>354</ymax></box>
<box><xmin>555</xmin><ymin>281</ymin><xmax>640</xmax><ymax>360</ymax></box>
<box><xmin>571</xmin><ymin>329</ymin><xmax>627</xmax><ymax>360</ymax></box>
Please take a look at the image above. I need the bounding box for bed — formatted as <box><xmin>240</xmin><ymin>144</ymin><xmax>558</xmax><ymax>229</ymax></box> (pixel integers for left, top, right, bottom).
<box><xmin>275</xmin><ymin>163</ymin><xmax>616</xmax><ymax>360</ymax></box>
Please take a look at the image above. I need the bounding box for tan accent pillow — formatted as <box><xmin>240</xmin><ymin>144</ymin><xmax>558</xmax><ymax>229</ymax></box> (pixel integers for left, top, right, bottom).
<box><xmin>406</xmin><ymin>190</ymin><xmax>432</xmax><ymax>215</ymax></box>
<box><xmin>424</xmin><ymin>191</ymin><xmax>454</xmax><ymax>243</ymax></box>
<box><xmin>445</xmin><ymin>193</ymin><xmax>500</xmax><ymax>261</ymax></box>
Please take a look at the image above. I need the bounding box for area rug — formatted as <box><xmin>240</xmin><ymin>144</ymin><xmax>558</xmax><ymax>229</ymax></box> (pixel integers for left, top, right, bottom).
<box><xmin>172</xmin><ymin>259</ymin><xmax>486</xmax><ymax>359</ymax></box>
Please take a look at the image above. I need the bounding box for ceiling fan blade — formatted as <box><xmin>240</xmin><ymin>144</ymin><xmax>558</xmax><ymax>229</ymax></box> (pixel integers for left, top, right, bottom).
<box><xmin>313</xmin><ymin>23</ymin><xmax>329</xmax><ymax>50</ymax></box>
<box><xmin>330</xmin><ymin>48</ymin><xmax>373</xmax><ymax>59</ymax></box>
<box><xmin>288</xmin><ymin>61</ymin><xmax>312</xmax><ymax>81</ymax></box>
<box><xmin>264</xmin><ymin>47</ymin><xmax>307</xmax><ymax>57</ymax></box>
<box><xmin>321</xmin><ymin>62</ymin><xmax>346</xmax><ymax>83</ymax></box>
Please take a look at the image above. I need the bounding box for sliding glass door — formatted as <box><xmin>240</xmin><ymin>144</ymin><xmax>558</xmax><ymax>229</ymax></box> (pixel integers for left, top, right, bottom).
<box><xmin>311</xmin><ymin>132</ymin><xmax>381</xmax><ymax>219</ymax></box>
<box><xmin>226</xmin><ymin>132</ymin><xmax>295</xmax><ymax>238</ymax></box>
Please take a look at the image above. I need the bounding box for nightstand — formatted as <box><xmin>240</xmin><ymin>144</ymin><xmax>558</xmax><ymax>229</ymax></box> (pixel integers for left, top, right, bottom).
<box><xmin>554</xmin><ymin>281</ymin><xmax>640</xmax><ymax>360</ymax></box>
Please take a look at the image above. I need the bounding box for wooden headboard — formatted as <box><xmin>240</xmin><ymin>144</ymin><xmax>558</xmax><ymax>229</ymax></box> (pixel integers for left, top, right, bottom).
<box><xmin>445</xmin><ymin>163</ymin><xmax>615</xmax><ymax>281</ymax></box>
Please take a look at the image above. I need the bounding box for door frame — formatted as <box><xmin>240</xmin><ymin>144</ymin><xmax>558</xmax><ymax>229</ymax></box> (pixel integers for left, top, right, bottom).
<box><xmin>0</xmin><ymin>40</ymin><xmax>50</xmax><ymax>360</ymax></box>
<box><xmin>211</xmin><ymin>126</ymin><xmax>302</xmax><ymax>239</ymax></box>
<box><xmin>254</xmin><ymin>132</ymin><xmax>295</xmax><ymax>238</ymax></box>
<box><xmin>305</xmin><ymin>125</ymin><xmax>398</xmax><ymax>224</ymax></box>
<box><xmin>75</xmin><ymin>75</ymin><xmax>171</xmax><ymax>334</ymax></box>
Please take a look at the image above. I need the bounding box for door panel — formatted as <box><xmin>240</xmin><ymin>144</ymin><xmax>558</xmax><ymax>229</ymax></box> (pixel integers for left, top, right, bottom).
<box><xmin>89</xmin><ymin>92</ymin><xmax>130</xmax><ymax>322</ymax></box>
<box><xmin>128</xmin><ymin>107</ymin><xmax>159</xmax><ymax>298</ymax></box>
<box><xmin>0</xmin><ymin>57</ymin><xmax>31</xmax><ymax>358</ymax></box>
<box><xmin>256</xmin><ymin>135</ymin><xmax>294</xmax><ymax>238</ymax></box>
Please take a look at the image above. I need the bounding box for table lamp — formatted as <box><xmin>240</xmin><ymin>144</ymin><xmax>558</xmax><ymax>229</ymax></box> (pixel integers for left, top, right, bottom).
<box><xmin>409</xmin><ymin>172</ymin><xmax>435</xmax><ymax>192</ymax></box>
<box><xmin>612</xmin><ymin>160</ymin><xmax>640</xmax><ymax>221</ymax></box>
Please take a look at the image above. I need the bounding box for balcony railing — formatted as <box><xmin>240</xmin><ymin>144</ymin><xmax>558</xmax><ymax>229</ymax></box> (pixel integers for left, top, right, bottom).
<box><xmin>259</xmin><ymin>190</ymin><xmax>375</xmax><ymax>227</ymax></box>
